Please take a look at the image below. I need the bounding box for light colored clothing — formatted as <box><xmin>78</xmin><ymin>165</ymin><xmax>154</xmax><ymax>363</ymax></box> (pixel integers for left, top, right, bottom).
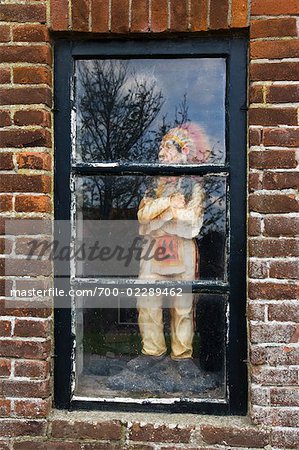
<box><xmin>137</xmin><ymin>177</ymin><xmax>204</xmax><ymax>359</ymax></box>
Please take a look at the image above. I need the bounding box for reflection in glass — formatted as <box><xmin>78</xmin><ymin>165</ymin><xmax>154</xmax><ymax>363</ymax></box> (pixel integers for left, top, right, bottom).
<box><xmin>76</xmin><ymin>59</ymin><xmax>226</xmax><ymax>164</ymax></box>
<box><xmin>74</xmin><ymin>294</ymin><xmax>227</xmax><ymax>400</ymax></box>
<box><xmin>75</xmin><ymin>175</ymin><xmax>227</xmax><ymax>281</ymax></box>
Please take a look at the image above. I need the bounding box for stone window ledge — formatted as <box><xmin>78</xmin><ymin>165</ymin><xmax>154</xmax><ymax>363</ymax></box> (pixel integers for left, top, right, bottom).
<box><xmin>48</xmin><ymin>410</ymin><xmax>271</xmax><ymax>448</ymax></box>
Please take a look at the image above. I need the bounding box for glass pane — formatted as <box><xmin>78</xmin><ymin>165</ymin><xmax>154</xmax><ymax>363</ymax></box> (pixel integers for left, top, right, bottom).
<box><xmin>74</xmin><ymin>294</ymin><xmax>227</xmax><ymax>400</ymax></box>
<box><xmin>75</xmin><ymin>174</ymin><xmax>227</xmax><ymax>281</ymax></box>
<box><xmin>75</xmin><ymin>59</ymin><xmax>226</xmax><ymax>164</ymax></box>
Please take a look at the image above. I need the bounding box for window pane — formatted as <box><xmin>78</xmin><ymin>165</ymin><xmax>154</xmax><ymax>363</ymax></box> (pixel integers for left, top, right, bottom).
<box><xmin>75</xmin><ymin>59</ymin><xmax>226</xmax><ymax>165</ymax></box>
<box><xmin>74</xmin><ymin>294</ymin><xmax>227</xmax><ymax>400</ymax></box>
<box><xmin>75</xmin><ymin>174</ymin><xmax>227</xmax><ymax>281</ymax></box>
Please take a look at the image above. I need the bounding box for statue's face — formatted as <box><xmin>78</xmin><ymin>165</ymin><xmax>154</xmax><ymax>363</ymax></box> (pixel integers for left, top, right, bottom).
<box><xmin>158</xmin><ymin>141</ymin><xmax>186</xmax><ymax>164</ymax></box>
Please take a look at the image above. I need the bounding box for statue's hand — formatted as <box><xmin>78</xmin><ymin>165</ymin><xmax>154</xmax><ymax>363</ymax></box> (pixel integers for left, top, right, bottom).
<box><xmin>170</xmin><ymin>193</ymin><xmax>185</xmax><ymax>208</ymax></box>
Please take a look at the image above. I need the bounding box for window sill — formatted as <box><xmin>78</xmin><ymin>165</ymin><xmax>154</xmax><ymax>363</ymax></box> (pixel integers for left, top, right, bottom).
<box><xmin>49</xmin><ymin>409</ymin><xmax>271</xmax><ymax>448</ymax></box>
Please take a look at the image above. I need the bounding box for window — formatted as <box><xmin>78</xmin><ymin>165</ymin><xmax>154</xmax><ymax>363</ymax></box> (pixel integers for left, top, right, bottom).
<box><xmin>54</xmin><ymin>37</ymin><xmax>247</xmax><ymax>414</ymax></box>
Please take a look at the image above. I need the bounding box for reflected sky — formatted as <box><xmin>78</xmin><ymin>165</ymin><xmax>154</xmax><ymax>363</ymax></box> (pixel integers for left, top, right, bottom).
<box><xmin>76</xmin><ymin>58</ymin><xmax>226</xmax><ymax>163</ymax></box>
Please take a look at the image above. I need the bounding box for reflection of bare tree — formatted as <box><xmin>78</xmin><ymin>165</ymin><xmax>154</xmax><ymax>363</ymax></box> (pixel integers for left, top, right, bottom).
<box><xmin>78</xmin><ymin>60</ymin><xmax>164</xmax><ymax>163</ymax></box>
<box><xmin>78</xmin><ymin>61</ymin><xmax>164</xmax><ymax>218</ymax></box>
<box><xmin>201</xmin><ymin>177</ymin><xmax>226</xmax><ymax>237</ymax></box>
<box><xmin>78</xmin><ymin>61</ymin><xmax>225</xmax><ymax>230</ymax></box>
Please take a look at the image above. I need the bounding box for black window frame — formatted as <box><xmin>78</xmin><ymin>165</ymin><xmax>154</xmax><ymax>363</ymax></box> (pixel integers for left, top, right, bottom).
<box><xmin>54</xmin><ymin>36</ymin><xmax>248</xmax><ymax>415</ymax></box>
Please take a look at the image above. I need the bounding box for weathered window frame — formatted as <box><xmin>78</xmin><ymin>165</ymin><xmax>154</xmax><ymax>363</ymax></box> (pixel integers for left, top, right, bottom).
<box><xmin>54</xmin><ymin>37</ymin><xmax>248</xmax><ymax>414</ymax></box>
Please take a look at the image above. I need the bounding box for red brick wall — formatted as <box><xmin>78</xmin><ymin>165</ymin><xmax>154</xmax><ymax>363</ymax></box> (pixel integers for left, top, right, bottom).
<box><xmin>0</xmin><ymin>0</ymin><xmax>298</xmax><ymax>448</ymax></box>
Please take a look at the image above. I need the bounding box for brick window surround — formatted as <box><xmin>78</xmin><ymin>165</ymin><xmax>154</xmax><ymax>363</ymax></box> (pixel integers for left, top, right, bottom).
<box><xmin>0</xmin><ymin>1</ymin><xmax>298</xmax><ymax>449</ymax></box>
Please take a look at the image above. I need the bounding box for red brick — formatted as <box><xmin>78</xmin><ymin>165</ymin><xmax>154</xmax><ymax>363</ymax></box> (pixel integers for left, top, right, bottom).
<box><xmin>0</xmin><ymin>25</ymin><xmax>10</xmax><ymax>43</ymax></box>
<box><xmin>251</xmin><ymin>18</ymin><xmax>298</xmax><ymax>39</ymax></box>
<box><xmin>131</xmin><ymin>0</ymin><xmax>149</xmax><ymax>32</ymax></box>
<box><xmin>0</xmin><ymin>420</ymin><xmax>46</xmax><ymax>437</ymax></box>
<box><xmin>91</xmin><ymin>0</ymin><xmax>109</xmax><ymax>33</ymax></box>
<box><xmin>170</xmin><ymin>0</ymin><xmax>188</xmax><ymax>32</ymax></box>
<box><xmin>0</xmin><ymin>219</ymin><xmax>51</xmax><ymax>236</ymax></box>
<box><xmin>0</xmin><ymin>320</ymin><xmax>11</xmax><ymax>337</ymax></box>
<box><xmin>249</xmin><ymin>281</ymin><xmax>299</xmax><ymax>300</ymax></box>
<box><xmin>0</xmin><ymin>237</ymin><xmax>13</xmax><ymax>255</ymax></box>
<box><xmin>251</xmin><ymin>40</ymin><xmax>299</xmax><ymax>60</ymax></box>
<box><xmin>264</xmin><ymin>217</ymin><xmax>299</xmax><ymax>237</ymax></box>
<box><xmin>0</xmin><ymin>4</ymin><xmax>46</xmax><ymax>23</ymax></box>
<box><xmin>14</xmin><ymin>66</ymin><xmax>51</xmax><ymax>86</ymax></box>
<box><xmin>0</xmin><ymin>236</ymin><xmax>9</xmax><ymax>254</ymax></box>
<box><xmin>0</xmin><ymin>129</ymin><xmax>51</xmax><ymax>149</ymax></box>
<box><xmin>249</xmin><ymin>150</ymin><xmax>297</xmax><ymax>169</ymax></box>
<box><xmin>248</xmin><ymin>303</ymin><xmax>265</xmax><ymax>321</ymax></box>
<box><xmin>15</xmin><ymin>195</ymin><xmax>51</xmax><ymax>213</ymax></box>
<box><xmin>249</xmin><ymin>172</ymin><xmax>262</xmax><ymax>191</ymax></box>
<box><xmin>130</xmin><ymin>423</ymin><xmax>192</xmax><ymax>443</ymax></box>
<box><xmin>0</xmin><ymin>279</ymin><xmax>13</xmax><ymax>297</ymax></box>
<box><xmin>251</xmin><ymin>345</ymin><xmax>299</xmax><ymax>366</ymax></box>
<box><xmin>272</xmin><ymin>428</ymin><xmax>299</xmax><ymax>449</ymax></box>
<box><xmin>251</xmin><ymin>323</ymin><xmax>299</xmax><ymax>344</ymax></box>
<box><xmin>251</xmin><ymin>366</ymin><xmax>298</xmax><ymax>385</ymax></box>
<box><xmin>252</xmin><ymin>406</ymin><xmax>299</xmax><ymax>427</ymax></box>
<box><xmin>0</xmin><ymin>111</ymin><xmax>11</xmax><ymax>127</ymax></box>
<box><xmin>0</xmin><ymin>174</ymin><xmax>51</xmax><ymax>193</ymax></box>
<box><xmin>249</xmin><ymin>193</ymin><xmax>299</xmax><ymax>213</ymax></box>
<box><xmin>251</xmin><ymin>0</ymin><xmax>299</xmax><ymax>15</ymax></box>
<box><xmin>201</xmin><ymin>425</ymin><xmax>269</xmax><ymax>447</ymax></box>
<box><xmin>0</xmin><ymin>359</ymin><xmax>11</xmax><ymax>377</ymax></box>
<box><xmin>190</xmin><ymin>0</ymin><xmax>208</xmax><ymax>31</ymax></box>
<box><xmin>210</xmin><ymin>0</ymin><xmax>229</xmax><ymax>30</ymax></box>
<box><xmin>249</xmin><ymin>260</ymin><xmax>268</xmax><ymax>279</ymax></box>
<box><xmin>111</xmin><ymin>0</ymin><xmax>129</xmax><ymax>33</ymax></box>
<box><xmin>14</xmin><ymin>399</ymin><xmax>51</xmax><ymax>418</ymax></box>
<box><xmin>0</xmin><ymin>195</ymin><xmax>12</xmax><ymax>212</ymax></box>
<box><xmin>263</xmin><ymin>172</ymin><xmax>299</xmax><ymax>190</ymax></box>
<box><xmin>248</xmin><ymin>216</ymin><xmax>262</xmax><ymax>236</ymax></box>
<box><xmin>13</xmin><ymin>25</ymin><xmax>49</xmax><ymax>42</ymax></box>
<box><xmin>0</xmin><ymin>257</ymin><xmax>52</xmax><ymax>277</ymax></box>
<box><xmin>0</xmin><ymin>46</ymin><xmax>51</xmax><ymax>65</ymax></box>
<box><xmin>15</xmin><ymin>442</ymin><xmax>82</xmax><ymax>450</ymax></box>
<box><xmin>0</xmin><ymin>69</ymin><xmax>10</xmax><ymax>84</ymax></box>
<box><xmin>51</xmin><ymin>420</ymin><xmax>122</xmax><ymax>440</ymax></box>
<box><xmin>249</xmin><ymin>238</ymin><xmax>299</xmax><ymax>257</ymax></box>
<box><xmin>231</xmin><ymin>0</ymin><xmax>248</xmax><ymax>28</ymax></box>
<box><xmin>126</xmin><ymin>446</ymin><xmax>154</xmax><ymax>450</ymax></box>
<box><xmin>249</xmin><ymin>107</ymin><xmax>297</xmax><ymax>126</ymax></box>
<box><xmin>269</xmin><ymin>261</ymin><xmax>299</xmax><ymax>279</ymax></box>
<box><xmin>72</xmin><ymin>0</ymin><xmax>89</xmax><ymax>32</ymax></box>
<box><xmin>50</xmin><ymin>0</ymin><xmax>69</xmax><ymax>31</ymax></box>
<box><xmin>263</xmin><ymin>128</ymin><xmax>299</xmax><ymax>147</ymax></box>
<box><xmin>14</xmin><ymin>110</ymin><xmax>51</xmax><ymax>128</ymax></box>
<box><xmin>250</xmin><ymin>386</ymin><xmax>269</xmax><ymax>406</ymax></box>
<box><xmin>249</xmin><ymin>128</ymin><xmax>262</xmax><ymax>146</ymax></box>
<box><xmin>0</xmin><ymin>300</ymin><xmax>51</xmax><ymax>319</ymax></box>
<box><xmin>250</xmin><ymin>62</ymin><xmax>299</xmax><ymax>81</ymax></box>
<box><xmin>15</xmin><ymin>360</ymin><xmax>49</xmax><ymax>379</ymax></box>
<box><xmin>17</xmin><ymin>152</ymin><xmax>51</xmax><ymax>170</ymax></box>
<box><xmin>267</xmin><ymin>85</ymin><xmax>299</xmax><ymax>103</ymax></box>
<box><xmin>250</xmin><ymin>85</ymin><xmax>263</xmax><ymax>103</ymax></box>
<box><xmin>0</xmin><ymin>153</ymin><xmax>13</xmax><ymax>170</ymax></box>
<box><xmin>3</xmin><ymin>379</ymin><xmax>50</xmax><ymax>398</ymax></box>
<box><xmin>0</xmin><ymin>87</ymin><xmax>52</xmax><ymax>107</ymax></box>
<box><xmin>268</xmin><ymin>303</ymin><xmax>299</xmax><ymax>322</ymax></box>
<box><xmin>151</xmin><ymin>0</ymin><xmax>168</xmax><ymax>32</ymax></box>
<box><xmin>0</xmin><ymin>400</ymin><xmax>11</xmax><ymax>416</ymax></box>
<box><xmin>14</xmin><ymin>319</ymin><xmax>50</xmax><ymax>338</ymax></box>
